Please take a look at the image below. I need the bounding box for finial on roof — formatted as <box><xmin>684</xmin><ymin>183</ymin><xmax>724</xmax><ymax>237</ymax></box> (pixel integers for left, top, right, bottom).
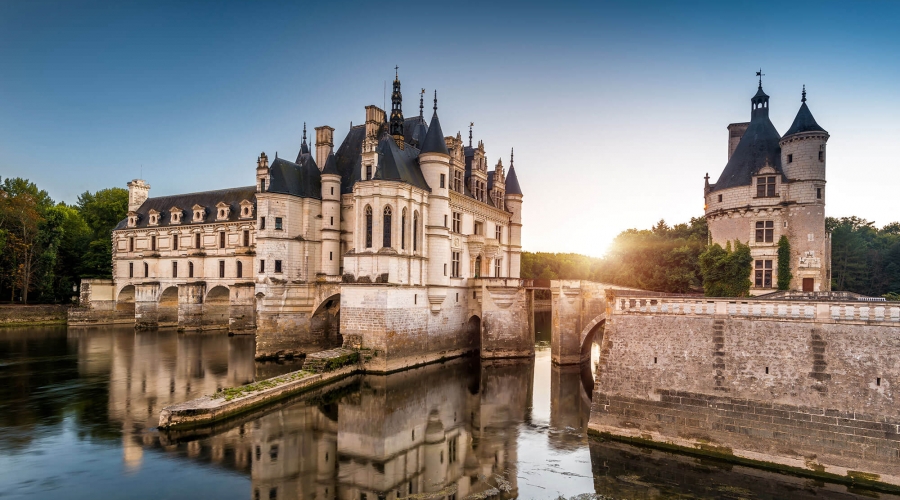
<box><xmin>510</xmin><ymin>147</ymin><xmax>514</xmax><ymax>167</ymax></box>
<box><xmin>469</xmin><ymin>122</ymin><xmax>474</xmax><ymax>147</ymax></box>
<box><xmin>756</xmin><ymin>68</ymin><xmax>765</xmax><ymax>88</ymax></box>
<box><xmin>419</xmin><ymin>89</ymin><xmax>425</xmax><ymax>118</ymax></box>
<box><xmin>433</xmin><ymin>90</ymin><xmax>437</xmax><ymax>112</ymax></box>
<box><xmin>303</xmin><ymin>122</ymin><xmax>307</xmax><ymax>143</ymax></box>
<box><xmin>395</xmin><ymin>65</ymin><xmax>399</xmax><ymax>80</ymax></box>
<box><xmin>801</xmin><ymin>85</ymin><xmax>807</xmax><ymax>103</ymax></box>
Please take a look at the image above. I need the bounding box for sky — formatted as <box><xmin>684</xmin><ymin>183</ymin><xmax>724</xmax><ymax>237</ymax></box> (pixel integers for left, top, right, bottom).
<box><xmin>1</xmin><ymin>0</ymin><xmax>898</xmax><ymax>257</ymax></box>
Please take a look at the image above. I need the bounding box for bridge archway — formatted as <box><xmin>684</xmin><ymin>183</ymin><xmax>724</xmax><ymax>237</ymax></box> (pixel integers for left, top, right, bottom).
<box><xmin>116</xmin><ymin>285</ymin><xmax>135</xmax><ymax>313</ymax></box>
<box><xmin>467</xmin><ymin>315</ymin><xmax>482</xmax><ymax>350</ymax></box>
<box><xmin>203</xmin><ymin>286</ymin><xmax>230</xmax><ymax>329</ymax></box>
<box><xmin>310</xmin><ymin>293</ymin><xmax>341</xmax><ymax>348</ymax></box>
<box><xmin>158</xmin><ymin>286</ymin><xmax>178</xmax><ymax>327</ymax></box>
<box><xmin>579</xmin><ymin>314</ymin><xmax>606</xmax><ymax>363</ymax></box>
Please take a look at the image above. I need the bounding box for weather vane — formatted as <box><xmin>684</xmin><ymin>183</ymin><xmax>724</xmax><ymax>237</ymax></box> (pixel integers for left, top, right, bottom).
<box><xmin>756</xmin><ymin>68</ymin><xmax>765</xmax><ymax>87</ymax></box>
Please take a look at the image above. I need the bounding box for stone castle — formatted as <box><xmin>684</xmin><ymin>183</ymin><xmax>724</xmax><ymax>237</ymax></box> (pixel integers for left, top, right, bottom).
<box><xmin>81</xmin><ymin>71</ymin><xmax>533</xmax><ymax>369</ymax></box>
<box><xmin>705</xmin><ymin>77</ymin><xmax>831</xmax><ymax>294</ymax></box>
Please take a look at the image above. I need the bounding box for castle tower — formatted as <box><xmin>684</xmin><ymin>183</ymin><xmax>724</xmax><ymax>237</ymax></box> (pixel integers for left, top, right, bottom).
<box><xmin>418</xmin><ymin>91</ymin><xmax>452</xmax><ymax>306</ymax></box>
<box><xmin>504</xmin><ymin>150</ymin><xmax>523</xmax><ymax>279</ymax></box>
<box><xmin>389</xmin><ymin>67</ymin><xmax>404</xmax><ymax>148</ymax></box>
<box><xmin>255</xmin><ymin>152</ymin><xmax>269</xmax><ymax>192</ymax></box>
<box><xmin>315</xmin><ymin>125</ymin><xmax>334</xmax><ymax>169</ymax></box>
<box><xmin>320</xmin><ymin>152</ymin><xmax>342</xmax><ymax>276</ymax></box>
<box><xmin>127</xmin><ymin>179</ymin><xmax>150</xmax><ymax>212</ymax></box>
<box><xmin>779</xmin><ymin>86</ymin><xmax>830</xmax><ymax>291</ymax></box>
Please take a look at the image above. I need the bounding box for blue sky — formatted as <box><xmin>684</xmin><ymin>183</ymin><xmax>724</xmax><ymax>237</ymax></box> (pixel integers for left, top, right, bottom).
<box><xmin>1</xmin><ymin>0</ymin><xmax>898</xmax><ymax>256</ymax></box>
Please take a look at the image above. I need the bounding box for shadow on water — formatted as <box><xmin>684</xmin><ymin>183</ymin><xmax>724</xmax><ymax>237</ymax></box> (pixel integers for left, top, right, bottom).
<box><xmin>0</xmin><ymin>324</ymin><xmax>895</xmax><ymax>499</ymax></box>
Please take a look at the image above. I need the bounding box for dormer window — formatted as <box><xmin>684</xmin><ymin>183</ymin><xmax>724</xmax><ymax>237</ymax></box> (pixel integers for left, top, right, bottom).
<box><xmin>170</xmin><ymin>207</ymin><xmax>183</xmax><ymax>224</ymax></box>
<box><xmin>239</xmin><ymin>200</ymin><xmax>254</xmax><ymax>219</ymax></box>
<box><xmin>756</xmin><ymin>176</ymin><xmax>776</xmax><ymax>198</ymax></box>
<box><xmin>127</xmin><ymin>211</ymin><xmax>139</xmax><ymax>228</ymax></box>
<box><xmin>148</xmin><ymin>209</ymin><xmax>160</xmax><ymax>226</ymax></box>
<box><xmin>216</xmin><ymin>202</ymin><xmax>231</xmax><ymax>221</ymax></box>
<box><xmin>192</xmin><ymin>205</ymin><xmax>206</xmax><ymax>223</ymax></box>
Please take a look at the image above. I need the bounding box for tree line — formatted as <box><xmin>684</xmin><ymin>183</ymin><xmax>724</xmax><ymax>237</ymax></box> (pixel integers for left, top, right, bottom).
<box><xmin>0</xmin><ymin>177</ymin><xmax>127</xmax><ymax>303</ymax></box>
<box><xmin>523</xmin><ymin>216</ymin><xmax>900</xmax><ymax>299</ymax></box>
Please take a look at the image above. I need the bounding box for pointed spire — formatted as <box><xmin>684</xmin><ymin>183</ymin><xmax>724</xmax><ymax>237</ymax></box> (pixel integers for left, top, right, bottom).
<box><xmin>300</xmin><ymin>122</ymin><xmax>310</xmax><ymax>155</ymax></box>
<box><xmin>420</xmin><ymin>90</ymin><xmax>449</xmax><ymax>155</ymax></box>
<box><xmin>322</xmin><ymin>151</ymin><xmax>339</xmax><ymax>175</ymax></box>
<box><xmin>510</xmin><ymin>147</ymin><xmax>514</xmax><ymax>167</ymax></box>
<box><xmin>783</xmin><ymin>85</ymin><xmax>827</xmax><ymax>137</ymax></box>
<box><xmin>801</xmin><ymin>85</ymin><xmax>807</xmax><ymax>103</ymax></box>
<box><xmin>469</xmin><ymin>122</ymin><xmax>474</xmax><ymax>147</ymax></box>
<box><xmin>419</xmin><ymin>88</ymin><xmax>425</xmax><ymax>118</ymax></box>
<box><xmin>433</xmin><ymin>90</ymin><xmax>437</xmax><ymax>112</ymax></box>
<box><xmin>390</xmin><ymin>67</ymin><xmax>404</xmax><ymax>143</ymax></box>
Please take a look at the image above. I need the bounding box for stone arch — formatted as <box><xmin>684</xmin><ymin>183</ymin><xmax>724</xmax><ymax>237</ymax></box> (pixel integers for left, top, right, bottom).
<box><xmin>467</xmin><ymin>315</ymin><xmax>482</xmax><ymax>350</ymax></box>
<box><xmin>579</xmin><ymin>314</ymin><xmax>606</xmax><ymax>363</ymax></box>
<box><xmin>203</xmin><ymin>285</ymin><xmax>230</xmax><ymax>329</ymax></box>
<box><xmin>310</xmin><ymin>293</ymin><xmax>341</xmax><ymax>349</ymax></box>
<box><xmin>116</xmin><ymin>285</ymin><xmax>135</xmax><ymax>313</ymax></box>
<box><xmin>158</xmin><ymin>286</ymin><xmax>179</xmax><ymax>327</ymax></box>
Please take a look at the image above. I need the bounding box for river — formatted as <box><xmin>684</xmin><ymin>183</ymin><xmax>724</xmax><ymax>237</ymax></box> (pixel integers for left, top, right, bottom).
<box><xmin>0</xmin><ymin>321</ymin><xmax>892</xmax><ymax>499</ymax></box>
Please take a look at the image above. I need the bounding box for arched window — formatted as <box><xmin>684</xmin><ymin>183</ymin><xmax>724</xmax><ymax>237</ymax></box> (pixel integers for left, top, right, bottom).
<box><xmin>401</xmin><ymin>208</ymin><xmax>407</xmax><ymax>250</ymax></box>
<box><xmin>144</xmin><ymin>262</ymin><xmax>149</xmax><ymax>278</ymax></box>
<box><xmin>189</xmin><ymin>261</ymin><xmax>194</xmax><ymax>278</ymax></box>
<box><xmin>237</xmin><ymin>261</ymin><xmax>243</xmax><ymax>278</ymax></box>
<box><xmin>383</xmin><ymin>206</ymin><xmax>392</xmax><ymax>248</ymax></box>
<box><xmin>365</xmin><ymin>205</ymin><xmax>373</xmax><ymax>248</ymax></box>
<box><xmin>413</xmin><ymin>212</ymin><xmax>419</xmax><ymax>252</ymax></box>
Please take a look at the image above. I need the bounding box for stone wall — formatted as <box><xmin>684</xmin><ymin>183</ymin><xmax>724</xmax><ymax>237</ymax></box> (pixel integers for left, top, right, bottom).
<box><xmin>479</xmin><ymin>279</ymin><xmax>533</xmax><ymax>359</ymax></box>
<box><xmin>0</xmin><ymin>304</ymin><xmax>69</xmax><ymax>326</ymax></box>
<box><xmin>590</xmin><ymin>311</ymin><xmax>900</xmax><ymax>486</ymax></box>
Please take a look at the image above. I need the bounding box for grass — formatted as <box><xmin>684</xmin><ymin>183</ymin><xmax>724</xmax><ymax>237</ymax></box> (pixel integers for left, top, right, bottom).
<box><xmin>324</xmin><ymin>351</ymin><xmax>360</xmax><ymax>371</ymax></box>
<box><xmin>212</xmin><ymin>370</ymin><xmax>312</xmax><ymax>401</ymax></box>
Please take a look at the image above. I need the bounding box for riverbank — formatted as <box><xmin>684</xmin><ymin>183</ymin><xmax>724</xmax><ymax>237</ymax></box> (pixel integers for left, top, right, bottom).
<box><xmin>0</xmin><ymin>304</ymin><xmax>68</xmax><ymax>327</ymax></box>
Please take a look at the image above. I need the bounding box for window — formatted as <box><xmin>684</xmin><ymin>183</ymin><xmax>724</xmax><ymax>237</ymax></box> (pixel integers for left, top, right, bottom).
<box><xmin>173</xmin><ymin>236</ymin><xmax>178</xmax><ymax>251</ymax></box>
<box><xmin>237</xmin><ymin>261</ymin><xmax>243</xmax><ymax>278</ymax></box>
<box><xmin>819</xmin><ymin>150</ymin><xmax>824</xmax><ymax>161</ymax></box>
<box><xmin>454</xmin><ymin>170</ymin><xmax>463</xmax><ymax>192</ymax></box>
<box><xmin>787</xmin><ymin>154</ymin><xmax>793</xmax><ymax>163</ymax></box>
<box><xmin>413</xmin><ymin>212</ymin><xmax>419</xmax><ymax>252</ymax></box>
<box><xmin>259</xmin><ymin>260</ymin><xmax>265</xmax><ymax>273</ymax></box>
<box><xmin>452</xmin><ymin>251</ymin><xmax>461</xmax><ymax>278</ymax></box>
<box><xmin>755</xmin><ymin>259</ymin><xmax>773</xmax><ymax>288</ymax></box>
<box><xmin>495</xmin><ymin>225</ymin><xmax>502</xmax><ymax>241</ymax></box>
<box><xmin>383</xmin><ymin>206</ymin><xmax>392</xmax><ymax>248</ymax></box>
<box><xmin>718</xmin><ymin>194</ymin><xmax>722</xmax><ymax>203</ymax></box>
<box><xmin>274</xmin><ymin>217</ymin><xmax>283</xmax><ymax>230</ymax></box>
<box><xmin>274</xmin><ymin>260</ymin><xmax>282</xmax><ymax>273</ymax></box>
<box><xmin>260</xmin><ymin>216</ymin><xmax>266</xmax><ymax>230</ymax></box>
<box><xmin>151</xmin><ymin>236</ymin><xmax>156</xmax><ymax>251</ymax></box>
<box><xmin>756</xmin><ymin>176</ymin><xmax>776</xmax><ymax>197</ymax></box>
<box><xmin>260</xmin><ymin>179</ymin><xmax>266</xmax><ymax>192</ymax></box>
<box><xmin>474</xmin><ymin>221</ymin><xmax>483</xmax><ymax>236</ymax></box>
<box><xmin>219</xmin><ymin>261</ymin><xmax>225</xmax><ymax>278</ymax></box>
<box><xmin>330</xmin><ymin>187</ymin><xmax>334</xmax><ymax>195</ymax></box>
<box><xmin>440</xmin><ymin>173</ymin><xmax>445</xmax><ymax>188</ymax></box>
<box><xmin>444</xmin><ymin>215</ymin><xmax>448</xmax><ymax>228</ymax></box>
<box><xmin>366</xmin><ymin>164</ymin><xmax>372</xmax><ymax>180</ymax></box>
<box><xmin>144</xmin><ymin>262</ymin><xmax>149</xmax><ymax>277</ymax></box>
<box><xmin>219</xmin><ymin>232</ymin><xmax>226</xmax><ymax>248</ymax></box>
<box><xmin>401</xmin><ymin>209</ymin><xmax>407</xmax><ymax>250</ymax></box>
<box><xmin>817</xmin><ymin>187</ymin><xmax>822</xmax><ymax>199</ymax></box>
<box><xmin>755</xmin><ymin>221</ymin><xmax>774</xmax><ymax>243</ymax></box>
<box><xmin>444</xmin><ymin>263</ymin><xmax>447</xmax><ymax>276</ymax></box>
<box><xmin>189</xmin><ymin>261</ymin><xmax>194</xmax><ymax>278</ymax></box>
<box><xmin>172</xmin><ymin>262</ymin><xmax>178</xmax><ymax>278</ymax></box>
<box><xmin>195</xmin><ymin>233</ymin><xmax>201</xmax><ymax>249</ymax></box>
<box><xmin>449</xmin><ymin>436</ymin><xmax>458</xmax><ymax>463</ymax></box>
<box><xmin>495</xmin><ymin>258</ymin><xmax>501</xmax><ymax>277</ymax></box>
<box><xmin>243</xmin><ymin>230</ymin><xmax>250</xmax><ymax>247</ymax></box>
<box><xmin>452</xmin><ymin>212</ymin><xmax>462</xmax><ymax>233</ymax></box>
<box><xmin>129</xmin><ymin>237</ymin><xmax>134</xmax><ymax>252</ymax></box>
<box><xmin>129</xmin><ymin>262</ymin><xmax>134</xmax><ymax>278</ymax></box>
<box><xmin>330</xmin><ymin>216</ymin><xmax>333</xmax><ymax>226</ymax></box>
<box><xmin>329</xmin><ymin>251</ymin><xmax>333</xmax><ymax>261</ymax></box>
<box><xmin>365</xmin><ymin>206</ymin><xmax>373</xmax><ymax>248</ymax></box>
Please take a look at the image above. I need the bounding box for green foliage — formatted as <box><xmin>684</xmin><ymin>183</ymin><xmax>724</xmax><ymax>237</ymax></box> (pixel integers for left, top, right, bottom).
<box><xmin>828</xmin><ymin>216</ymin><xmax>900</xmax><ymax>296</ymax></box>
<box><xmin>777</xmin><ymin>235</ymin><xmax>792</xmax><ymax>290</ymax></box>
<box><xmin>699</xmin><ymin>240</ymin><xmax>752</xmax><ymax>297</ymax></box>
<box><xmin>77</xmin><ymin>188</ymin><xmax>128</xmax><ymax>278</ymax></box>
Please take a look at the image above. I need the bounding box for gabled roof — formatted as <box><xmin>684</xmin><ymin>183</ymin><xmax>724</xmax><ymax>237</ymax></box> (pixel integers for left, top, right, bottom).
<box><xmin>505</xmin><ymin>166</ymin><xmax>523</xmax><ymax>195</ymax></box>
<box><xmin>114</xmin><ymin>186</ymin><xmax>257</xmax><ymax>230</ymax></box>
<box><xmin>420</xmin><ymin>111</ymin><xmax>449</xmax><ymax>155</ymax></box>
<box><xmin>268</xmin><ymin>156</ymin><xmax>322</xmax><ymax>199</ymax></box>
<box><xmin>374</xmin><ymin>133</ymin><xmax>431</xmax><ymax>191</ymax></box>
<box><xmin>783</xmin><ymin>102</ymin><xmax>827</xmax><ymax>137</ymax></box>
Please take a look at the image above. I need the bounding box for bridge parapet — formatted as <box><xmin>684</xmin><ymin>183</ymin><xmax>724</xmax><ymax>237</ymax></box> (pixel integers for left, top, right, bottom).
<box><xmin>613</xmin><ymin>291</ymin><xmax>900</xmax><ymax>325</ymax></box>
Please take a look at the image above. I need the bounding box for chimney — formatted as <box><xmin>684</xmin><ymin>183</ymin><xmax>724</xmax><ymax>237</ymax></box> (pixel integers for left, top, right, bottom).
<box><xmin>315</xmin><ymin>126</ymin><xmax>334</xmax><ymax>170</ymax></box>
<box><xmin>364</xmin><ymin>105</ymin><xmax>386</xmax><ymax>138</ymax></box>
<box><xmin>727</xmin><ymin>122</ymin><xmax>749</xmax><ymax>161</ymax></box>
<box><xmin>127</xmin><ymin>179</ymin><xmax>150</xmax><ymax>212</ymax></box>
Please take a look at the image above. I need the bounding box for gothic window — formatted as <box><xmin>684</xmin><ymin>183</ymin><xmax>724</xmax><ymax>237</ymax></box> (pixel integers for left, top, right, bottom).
<box><xmin>189</xmin><ymin>261</ymin><xmax>194</xmax><ymax>278</ymax></box>
<box><xmin>755</xmin><ymin>260</ymin><xmax>773</xmax><ymax>288</ymax></box>
<box><xmin>452</xmin><ymin>252</ymin><xmax>461</xmax><ymax>278</ymax></box>
<box><xmin>755</xmin><ymin>221</ymin><xmax>774</xmax><ymax>243</ymax></box>
<box><xmin>237</xmin><ymin>261</ymin><xmax>243</xmax><ymax>278</ymax></box>
<box><xmin>756</xmin><ymin>176</ymin><xmax>776</xmax><ymax>198</ymax></box>
<box><xmin>401</xmin><ymin>208</ymin><xmax>407</xmax><ymax>250</ymax></box>
<box><xmin>413</xmin><ymin>212</ymin><xmax>419</xmax><ymax>252</ymax></box>
<box><xmin>172</xmin><ymin>261</ymin><xmax>178</xmax><ymax>278</ymax></box>
<box><xmin>383</xmin><ymin>206</ymin><xmax>392</xmax><ymax>248</ymax></box>
<box><xmin>452</xmin><ymin>212</ymin><xmax>462</xmax><ymax>233</ymax></box>
<box><xmin>365</xmin><ymin>206</ymin><xmax>373</xmax><ymax>248</ymax></box>
<box><xmin>495</xmin><ymin>258</ymin><xmax>502</xmax><ymax>277</ymax></box>
<box><xmin>219</xmin><ymin>260</ymin><xmax>225</xmax><ymax>278</ymax></box>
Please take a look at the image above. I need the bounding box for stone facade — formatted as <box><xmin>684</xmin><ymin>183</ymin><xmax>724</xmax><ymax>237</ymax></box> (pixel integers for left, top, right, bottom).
<box><xmin>705</xmin><ymin>82</ymin><xmax>831</xmax><ymax>295</ymax></box>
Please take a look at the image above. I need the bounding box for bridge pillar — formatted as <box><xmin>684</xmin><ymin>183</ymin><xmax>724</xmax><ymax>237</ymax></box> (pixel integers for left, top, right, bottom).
<box><xmin>229</xmin><ymin>282</ymin><xmax>257</xmax><ymax>334</ymax></box>
<box><xmin>551</xmin><ymin>280</ymin><xmax>586</xmax><ymax>365</ymax></box>
<box><xmin>177</xmin><ymin>282</ymin><xmax>205</xmax><ymax>331</ymax></box>
<box><xmin>134</xmin><ymin>282</ymin><xmax>160</xmax><ymax>330</ymax></box>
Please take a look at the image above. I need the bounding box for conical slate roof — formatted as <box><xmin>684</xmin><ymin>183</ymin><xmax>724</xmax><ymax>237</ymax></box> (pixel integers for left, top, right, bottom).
<box><xmin>420</xmin><ymin>111</ymin><xmax>449</xmax><ymax>155</ymax></box>
<box><xmin>505</xmin><ymin>165</ymin><xmax>523</xmax><ymax>195</ymax></box>
<box><xmin>783</xmin><ymin>102</ymin><xmax>827</xmax><ymax>137</ymax></box>
<box><xmin>321</xmin><ymin>151</ymin><xmax>339</xmax><ymax>175</ymax></box>
<box><xmin>373</xmin><ymin>132</ymin><xmax>431</xmax><ymax>191</ymax></box>
<box><xmin>268</xmin><ymin>156</ymin><xmax>322</xmax><ymax>199</ymax></box>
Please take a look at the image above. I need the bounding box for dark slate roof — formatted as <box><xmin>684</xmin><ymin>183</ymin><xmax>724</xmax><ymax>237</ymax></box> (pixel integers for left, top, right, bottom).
<box><xmin>783</xmin><ymin>102</ymin><xmax>827</xmax><ymax>137</ymax></box>
<box><xmin>487</xmin><ymin>171</ymin><xmax>494</xmax><ymax>191</ymax></box>
<box><xmin>374</xmin><ymin>133</ymin><xmax>431</xmax><ymax>191</ymax></box>
<box><xmin>420</xmin><ymin>111</ymin><xmax>449</xmax><ymax>155</ymax></box>
<box><xmin>334</xmin><ymin>124</ymin><xmax>369</xmax><ymax>194</ymax></box>
<box><xmin>114</xmin><ymin>186</ymin><xmax>257</xmax><ymax>230</ymax></box>
<box><xmin>321</xmin><ymin>151</ymin><xmax>339</xmax><ymax>175</ymax></box>
<box><xmin>268</xmin><ymin>155</ymin><xmax>322</xmax><ymax>199</ymax></box>
<box><xmin>711</xmin><ymin>112</ymin><xmax>783</xmax><ymax>192</ymax></box>
<box><xmin>402</xmin><ymin>116</ymin><xmax>428</xmax><ymax>147</ymax></box>
<box><xmin>505</xmin><ymin>166</ymin><xmax>523</xmax><ymax>195</ymax></box>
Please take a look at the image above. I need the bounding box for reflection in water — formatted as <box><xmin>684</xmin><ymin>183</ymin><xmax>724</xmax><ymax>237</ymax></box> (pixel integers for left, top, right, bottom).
<box><xmin>0</xmin><ymin>325</ymin><xmax>894</xmax><ymax>500</ymax></box>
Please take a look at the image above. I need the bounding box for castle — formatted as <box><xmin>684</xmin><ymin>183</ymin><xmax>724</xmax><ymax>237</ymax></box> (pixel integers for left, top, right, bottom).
<box><xmin>93</xmin><ymin>71</ymin><xmax>531</xmax><ymax>369</ymax></box>
<box><xmin>705</xmin><ymin>76</ymin><xmax>831</xmax><ymax>294</ymax></box>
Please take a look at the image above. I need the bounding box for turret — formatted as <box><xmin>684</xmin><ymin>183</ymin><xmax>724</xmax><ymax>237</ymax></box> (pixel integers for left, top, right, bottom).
<box><xmin>504</xmin><ymin>149</ymin><xmax>523</xmax><ymax>279</ymax></box>
<box><xmin>389</xmin><ymin>67</ymin><xmax>404</xmax><ymax>149</ymax></box>
<box><xmin>780</xmin><ymin>86</ymin><xmax>829</xmax><ymax>187</ymax></box>
<box><xmin>320</xmin><ymin>152</ymin><xmax>342</xmax><ymax>276</ymax></box>
<box><xmin>419</xmin><ymin>91</ymin><xmax>452</xmax><ymax>304</ymax></box>
<box><xmin>255</xmin><ymin>152</ymin><xmax>269</xmax><ymax>193</ymax></box>
<box><xmin>127</xmin><ymin>179</ymin><xmax>150</xmax><ymax>212</ymax></box>
<box><xmin>296</xmin><ymin>123</ymin><xmax>310</xmax><ymax>162</ymax></box>
<box><xmin>315</xmin><ymin>125</ymin><xmax>334</xmax><ymax>169</ymax></box>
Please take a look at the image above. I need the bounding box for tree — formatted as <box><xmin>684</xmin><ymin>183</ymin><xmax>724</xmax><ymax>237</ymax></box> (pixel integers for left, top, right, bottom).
<box><xmin>76</xmin><ymin>187</ymin><xmax>128</xmax><ymax>278</ymax></box>
<box><xmin>0</xmin><ymin>177</ymin><xmax>54</xmax><ymax>303</ymax></box>
<box><xmin>699</xmin><ymin>241</ymin><xmax>752</xmax><ymax>297</ymax></box>
<box><xmin>777</xmin><ymin>235</ymin><xmax>792</xmax><ymax>290</ymax></box>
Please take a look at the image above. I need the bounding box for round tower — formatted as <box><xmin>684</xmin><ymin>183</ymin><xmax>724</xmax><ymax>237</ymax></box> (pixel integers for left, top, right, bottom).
<box><xmin>418</xmin><ymin>92</ymin><xmax>452</xmax><ymax>303</ymax></box>
<box><xmin>504</xmin><ymin>150</ymin><xmax>524</xmax><ymax>279</ymax></box>
<box><xmin>320</xmin><ymin>152</ymin><xmax>342</xmax><ymax>276</ymax></box>
<box><xmin>780</xmin><ymin>86</ymin><xmax>829</xmax><ymax>189</ymax></box>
